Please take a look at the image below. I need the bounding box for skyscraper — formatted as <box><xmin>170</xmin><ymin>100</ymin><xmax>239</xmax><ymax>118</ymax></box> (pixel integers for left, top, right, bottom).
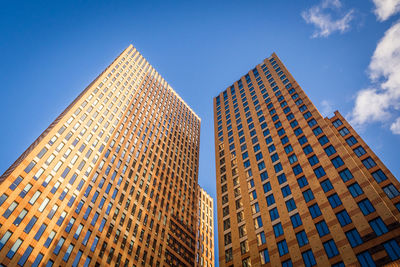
<box><xmin>0</xmin><ymin>44</ymin><xmax>201</xmax><ymax>266</ymax></box>
<box><xmin>214</xmin><ymin>53</ymin><xmax>400</xmax><ymax>266</ymax></box>
<box><xmin>195</xmin><ymin>185</ymin><xmax>215</xmax><ymax>267</ymax></box>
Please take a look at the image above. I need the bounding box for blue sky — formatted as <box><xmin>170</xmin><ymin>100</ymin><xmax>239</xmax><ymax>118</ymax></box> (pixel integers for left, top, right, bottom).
<box><xmin>1</xmin><ymin>0</ymin><xmax>400</xmax><ymax>264</ymax></box>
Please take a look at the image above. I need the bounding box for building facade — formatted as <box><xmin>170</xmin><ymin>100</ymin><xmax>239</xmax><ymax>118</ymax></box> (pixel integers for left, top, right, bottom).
<box><xmin>0</xmin><ymin>44</ymin><xmax>201</xmax><ymax>266</ymax></box>
<box><xmin>195</xmin><ymin>185</ymin><xmax>215</xmax><ymax>267</ymax></box>
<box><xmin>214</xmin><ymin>53</ymin><xmax>400</xmax><ymax>266</ymax></box>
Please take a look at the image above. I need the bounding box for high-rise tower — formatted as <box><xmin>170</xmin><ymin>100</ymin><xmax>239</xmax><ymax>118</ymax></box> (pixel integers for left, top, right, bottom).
<box><xmin>0</xmin><ymin>44</ymin><xmax>201</xmax><ymax>266</ymax></box>
<box><xmin>214</xmin><ymin>53</ymin><xmax>400</xmax><ymax>266</ymax></box>
<box><xmin>195</xmin><ymin>185</ymin><xmax>215</xmax><ymax>267</ymax></box>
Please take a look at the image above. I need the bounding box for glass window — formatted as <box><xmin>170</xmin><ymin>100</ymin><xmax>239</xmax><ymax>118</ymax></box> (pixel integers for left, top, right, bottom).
<box><xmin>309</xmin><ymin>203</ymin><xmax>322</xmax><ymax>218</ymax></box>
<box><xmin>358</xmin><ymin>198</ymin><xmax>375</xmax><ymax>215</ymax></box>
<box><xmin>346</xmin><ymin>136</ymin><xmax>358</xmax><ymax>146</ymax></box>
<box><xmin>269</xmin><ymin>207</ymin><xmax>279</xmax><ymax>221</ymax></box>
<box><xmin>348</xmin><ymin>183</ymin><xmax>364</xmax><ymax>197</ymax></box>
<box><xmin>320</xmin><ymin>179</ymin><xmax>333</xmax><ymax>192</ymax></box>
<box><xmin>260</xmin><ymin>248</ymin><xmax>270</xmax><ymax>264</ymax></box>
<box><xmin>323</xmin><ymin>239</ymin><xmax>339</xmax><ymax>258</ymax></box>
<box><xmin>339</xmin><ymin>168</ymin><xmax>353</xmax><ymax>182</ymax></box>
<box><xmin>291</xmin><ymin>213</ymin><xmax>302</xmax><ymax>228</ymax></box>
<box><xmin>362</xmin><ymin>157</ymin><xmax>376</xmax><ymax>169</ymax></box>
<box><xmin>302</xmin><ymin>249</ymin><xmax>316</xmax><ymax>267</ymax></box>
<box><xmin>316</xmin><ymin>220</ymin><xmax>330</xmax><ymax>237</ymax></box>
<box><xmin>383</xmin><ymin>184</ymin><xmax>400</xmax><ymax>199</ymax></box>
<box><xmin>353</xmin><ymin>146</ymin><xmax>366</xmax><ymax>157</ymax></box>
<box><xmin>383</xmin><ymin>239</ymin><xmax>400</xmax><ymax>261</ymax></box>
<box><xmin>273</xmin><ymin>223</ymin><xmax>284</xmax><ymax>237</ymax></box>
<box><xmin>277</xmin><ymin>240</ymin><xmax>289</xmax><ymax>256</ymax></box>
<box><xmin>296</xmin><ymin>230</ymin><xmax>309</xmax><ymax>247</ymax></box>
<box><xmin>297</xmin><ymin>176</ymin><xmax>308</xmax><ymax>188</ymax></box>
<box><xmin>345</xmin><ymin>228</ymin><xmax>363</xmax><ymax>247</ymax></box>
<box><xmin>18</xmin><ymin>245</ymin><xmax>34</xmax><ymax>266</ymax></box>
<box><xmin>6</xmin><ymin>238</ymin><xmax>23</xmax><ymax>259</ymax></box>
<box><xmin>314</xmin><ymin>166</ymin><xmax>326</xmax><ymax>178</ymax></box>
<box><xmin>369</xmin><ymin>217</ymin><xmax>388</xmax><ymax>236</ymax></box>
<box><xmin>324</xmin><ymin>145</ymin><xmax>336</xmax><ymax>156</ymax></box>
<box><xmin>303</xmin><ymin>189</ymin><xmax>314</xmax><ymax>202</ymax></box>
<box><xmin>336</xmin><ymin>210</ymin><xmax>352</xmax><ymax>226</ymax></box>
<box><xmin>371</xmin><ymin>169</ymin><xmax>388</xmax><ymax>183</ymax></box>
<box><xmin>328</xmin><ymin>193</ymin><xmax>342</xmax><ymax>209</ymax></box>
<box><xmin>0</xmin><ymin>230</ymin><xmax>12</xmax><ymax>251</ymax></box>
<box><xmin>357</xmin><ymin>251</ymin><xmax>375</xmax><ymax>267</ymax></box>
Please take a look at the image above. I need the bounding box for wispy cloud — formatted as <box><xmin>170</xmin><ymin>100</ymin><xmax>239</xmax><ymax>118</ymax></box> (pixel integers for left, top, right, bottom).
<box><xmin>350</xmin><ymin>21</ymin><xmax>400</xmax><ymax>134</ymax></box>
<box><xmin>301</xmin><ymin>0</ymin><xmax>355</xmax><ymax>38</ymax></box>
<box><xmin>320</xmin><ymin>100</ymin><xmax>334</xmax><ymax>117</ymax></box>
<box><xmin>373</xmin><ymin>0</ymin><xmax>400</xmax><ymax>21</ymax></box>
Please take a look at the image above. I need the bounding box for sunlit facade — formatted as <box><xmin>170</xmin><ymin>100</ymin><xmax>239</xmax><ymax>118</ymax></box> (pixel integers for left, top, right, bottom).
<box><xmin>214</xmin><ymin>53</ymin><xmax>400</xmax><ymax>266</ymax></box>
<box><xmin>0</xmin><ymin>44</ymin><xmax>201</xmax><ymax>266</ymax></box>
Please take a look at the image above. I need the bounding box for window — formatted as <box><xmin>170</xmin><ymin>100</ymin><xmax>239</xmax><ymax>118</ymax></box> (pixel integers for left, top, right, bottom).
<box><xmin>286</xmin><ymin>198</ymin><xmax>296</xmax><ymax>212</ymax></box>
<box><xmin>254</xmin><ymin>216</ymin><xmax>263</xmax><ymax>229</ymax></box>
<box><xmin>369</xmin><ymin>217</ymin><xmax>388</xmax><ymax>236</ymax></box>
<box><xmin>332</xmin><ymin>119</ymin><xmax>343</xmax><ymax>128</ymax></box>
<box><xmin>353</xmin><ymin>146</ymin><xmax>366</xmax><ymax>157</ymax></box>
<box><xmin>383</xmin><ymin>239</ymin><xmax>400</xmax><ymax>261</ymax></box>
<box><xmin>320</xmin><ymin>179</ymin><xmax>333</xmax><ymax>192</ymax></box>
<box><xmin>331</xmin><ymin>156</ymin><xmax>344</xmax><ymax>168</ymax></box>
<box><xmin>318</xmin><ymin>135</ymin><xmax>329</xmax><ymax>146</ymax></box>
<box><xmin>44</xmin><ymin>231</ymin><xmax>56</xmax><ymax>248</ymax></box>
<box><xmin>362</xmin><ymin>157</ymin><xmax>376</xmax><ymax>169</ymax></box>
<box><xmin>225</xmin><ymin>248</ymin><xmax>232</xmax><ymax>262</ymax></box>
<box><xmin>288</xmin><ymin>154</ymin><xmax>298</xmax><ymax>164</ymax></box>
<box><xmin>309</xmin><ymin>203</ymin><xmax>322</xmax><ymax>218</ymax></box>
<box><xmin>34</xmin><ymin>223</ymin><xmax>47</xmax><ymax>241</ymax></box>
<box><xmin>257</xmin><ymin>231</ymin><xmax>266</xmax><ymax>245</ymax></box>
<box><xmin>3</xmin><ymin>201</ymin><xmax>18</xmax><ymax>219</ymax></box>
<box><xmin>328</xmin><ymin>194</ymin><xmax>342</xmax><ymax>209</ymax></box>
<box><xmin>314</xmin><ymin>166</ymin><xmax>326</xmax><ymax>178</ymax></box>
<box><xmin>339</xmin><ymin>127</ymin><xmax>350</xmax><ymax>136</ymax></box>
<box><xmin>316</xmin><ymin>220</ymin><xmax>330</xmax><ymax>237</ymax></box>
<box><xmin>323</xmin><ymin>239</ymin><xmax>339</xmax><ymax>258</ymax></box>
<box><xmin>303</xmin><ymin>189</ymin><xmax>314</xmax><ymax>202</ymax></box>
<box><xmin>296</xmin><ymin>230</ymin><xmax>309</xmax><ymax>247</ymax></box>
<box><xmin>24</xmin><ymin>216</ymin><xmax>38</xmax><ymax>233</ymax></box>
<box><xmin>298</xmin><ymin>136</ymin><xmax>308</xmax><ymax>145</ymax></box>
<box><xmin>260</xmin><ymin>248</ymin><xmax>270</xmax><ymax>264</ymax></box>
<box><xmin>308</xmin><ymin>155</ymin><xmax>319</xmax><ymax>166</ymax></box>
<box><xmin>54</xmin><ymin>237</ymin><xmax>66</xmax><ymax>255</ymax></box>
<box><xmin>383</xmin><ymin>184</ymin><xmax>400</xmax><ymax>199</ymax></box>
<box><xmin>282</xmin><ymin>259</ymin><xmax>293</xmax><ymax>267</ymax></box>
<box><xmin>6</xmin><ymin>238</ymin><xmax>23</xmax><ymax>259</ymax></box>
<box><xmin>358</xmin><ymin>198</ymin><xmax>375</xmax><ymax>215</ymax></box>
<box><xmin>357</xmin><ymin>251</ymin><xmax>375</xmax><ymax>267</ymax></box>
<box><xmin>273</xmin><ymin>223</ymin><xmax>284</xmax><ymax>237</ymax></box>
<box><xmin>313</xmin><ymin>126</ymin><xmax>323</xmax><ymax>136</ymax></box>
<box><xmin>18</xmin><ymin>245</ymin><xmax>34</xmax><ymax>266</ymax></box>
<box><xmin>274</xmin><ymin>163</ymin><xmax>283</xmax><ymax>173</ymax></box>
<box><xmin>324</xmin><ymin>145</ymin><xmax>336</xmax><ymax>156</ymax></box>
<box><xmin>339</xmin><ymin>168</ymin><xmax>353</xmax><ymax>182</ymax></box>
<box><xmin>263</xmin><ymin>182</ymin><xmax>271</xmax><ymax>193</ymax></box>
<box><xmin>346</xmin><ymin>229</ymin><xmax>363</xmax><ymax>247</ymax></box>
<box><xmin>298</xmin><ymin>176</ymin><xmax>308</xmax><ymax>188</ymax></box>
<box><xmin>291</xmin><ymin>213</ymin><xmax>302</xmax><ymax>228</ymax></box>
<box><xmin>269</xmin><ymin>207</ymin><xmax>279</xmax><ymax>221</ymax></box>
<box><xmin>281</xmin><ymin>185</ymin><xmax>291</xmax><ymax>197</ymax></box>
<box><xmin>277</xmin><ymin>240</ymin><xmax>289</xmax><ymax>256</ymax></box>
<box><xmin>346</xmin><ymin>136</ymin><xmax>358</xmax><ymax>146</ymax></box>
<box><xmin>278</xmin><ymin>173</ymin><xmax>287</xmax><ymax>184</ymax></box>
<box><xmin>302</xmin><ymin>250</ymin><xmax>316</xmax><ymax>267</ymax></box>
<box><xmin>9</xmin><ymin>176</ymin><xmax>23</xmax><ymax>190</ymax></box>
<box><xmin>293</xmin><ymin>164</ymin><xmax>303</xmax><ymax>175</ymax></box>
<box><xmin>0</xmin><ymin>230</ymin><xmax>12</xmax><ymax>251</ymax></box>
<box><xmin>303</xmin><ymin>145</ymin><xmax>313</xmax><ymax>155</ymax></box>
<box><xmin>266</xmin><ymin>194</ymin><xmax>275</xmax><ymax>206</ymax></box>
<box><xmin>63</xmin><ymin>243</ymin><xmax>74</xmax><ymax>262</ymax></box>
<box><xmin>348</xmin><ymin>183</ymin><xmax>364</xmax><ymax>197</ymax></box>
<box><xmin>371</xmin><ymin>169</ymin><xmax>388</xmax><ymax>183</ymax></box>
<box><xmin>336</xmin><ymin>210</ymin><xmax>352</xmax><ymax>226</ymax></box>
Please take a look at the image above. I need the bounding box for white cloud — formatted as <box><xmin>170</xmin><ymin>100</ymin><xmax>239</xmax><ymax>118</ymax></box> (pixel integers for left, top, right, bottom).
<box><xmin>351</xmin><ymin>21</ymin><xmax>400</xmax><ymax>134</ymax></box>
<box><xmin>373</xmin><ymin>0</ymin><xmax>400</xmax><ymax>21</ymax></box>
<box><xmin>390</xmin><ymin>117</ymin><xmax>400</xmax><ymax>134</ymax></box>
<box><xmin>301</xmin><ymin>0</ymin><xmax>354</xmax><ymax>38</ymax></box>
<box><xmin>320</xmin><ymin>100</ymin><xmax>334</xmax><ymax>117</ymax></box>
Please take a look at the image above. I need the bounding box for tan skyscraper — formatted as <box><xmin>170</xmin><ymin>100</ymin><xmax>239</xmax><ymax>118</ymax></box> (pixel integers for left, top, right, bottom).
<box><xmin>214</xmin><ymin>53</ymin><xmax>400</xmax><ymax>266</ymax></box>
<box><xmin>195</xmin><ymin>185</ymin><xmax>215</xmax><ymax>267</ymax></box>
<box><xmin>0</xmin><ymin>44</ymin><xmax>200</xmax><ymax>266</ymax></box>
